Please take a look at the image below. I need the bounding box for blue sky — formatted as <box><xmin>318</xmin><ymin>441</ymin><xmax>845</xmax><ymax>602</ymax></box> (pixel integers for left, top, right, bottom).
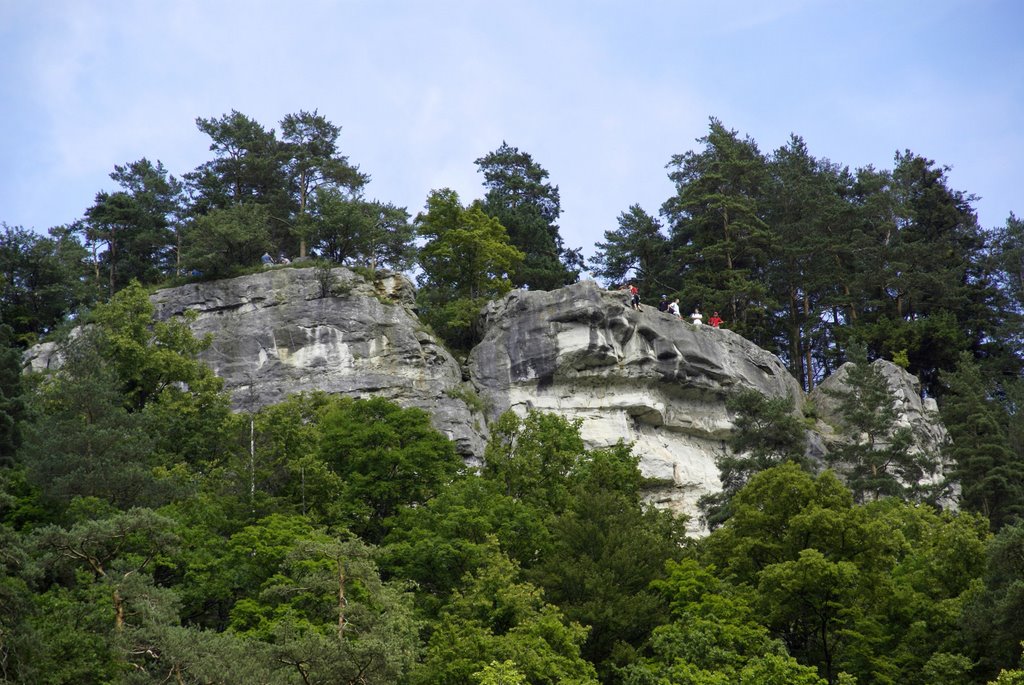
<box><xmin>2</xmin><ymin>0</ymin><xmax>1021</xmax><ymax>261</ymax></box>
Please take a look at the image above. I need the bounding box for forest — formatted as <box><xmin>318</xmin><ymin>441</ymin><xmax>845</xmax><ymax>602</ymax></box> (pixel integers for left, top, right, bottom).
<box><xmin>1</xmin><ymin>110</ymin><xmax>1024</xmax><ymax>684</ymax></box>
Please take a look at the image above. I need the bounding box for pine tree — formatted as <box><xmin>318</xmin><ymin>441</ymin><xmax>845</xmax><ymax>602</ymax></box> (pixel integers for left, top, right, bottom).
<box><xmin>699</xmin><ymin>388</ymin><xmax>808</xmax><ymax>529</ymax></box>
<box><xmin>764</xmin><ymin>136</ymin><xmax>854</xmax><ymax>390</ymax></box>
<box><xmin>662</xmin><ymin>118</ymin><xmax>773</xmax><ymax>342</ymax></box>
<box><xmin>940</xmin><ymin>353</ymin><xmax>1024</xmax><ymax>529</ymax></box>
<box><xmin>591</xmin><ymin>204</ymin><xmax>668</xmax><ymax>298</ymax></box>
<box><xmin>825</xmin><ymin>348</ymin><xmax>934</xmax><ymax>503</ymax></box>
<box><xmin>0</xmin><ymin>321</ymin><xmax>24</xmax><ymax>462</ymax></box>
<box><xmin>476</xmin><ymin>142</ymin><xmax>580</xmax><ymax>290</ymax></box>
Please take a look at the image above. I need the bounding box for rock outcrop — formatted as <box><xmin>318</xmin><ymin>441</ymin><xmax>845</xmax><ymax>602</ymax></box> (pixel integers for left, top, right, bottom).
<box><xmin>469</xmin><ymin>281</ymin><xmax>803</xmax><ymax>530</ymax></box>
<box><xmin>809</xmin><ymin>358</ymin><xmax>952</xmax><ymax>497</ymax></box>
<box><xmin>147</xmin><ymin>267</ymin><xmax>487</xmax><ymax>457</ymax></box>
<box><xmin>26</xmin><ymin>268</ymin><xmax>954</xmax><ymax>533</ymax></box>
<box><xmin>810</xmin><ymin>359</ymin><xmax>947</xmax><ymax>450</ymax></box>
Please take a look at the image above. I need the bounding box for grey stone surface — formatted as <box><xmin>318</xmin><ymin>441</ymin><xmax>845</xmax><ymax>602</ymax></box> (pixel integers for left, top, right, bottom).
<box><xmin>25</xmin><ymin>271</ymin><xmax>956</xmax><ymax>532</ymax></box>
<box><xmin>468</xmin><ymin>280</ymin><xmax>804</xmax><ymax>533</ymax></box>
<box><xmin>808</xmin><ymin>358</ymin><xmax>952</xmax><ymax>499</ymax></box>
<box><xmin>809</xmin><ymin>358</ymin><xmax>948</xmax><ymax>452</ymax></box>
<box><xmin>148</xmin><ymin>266</ymin><xmax>487</xmax><ymax>458</ymax></box>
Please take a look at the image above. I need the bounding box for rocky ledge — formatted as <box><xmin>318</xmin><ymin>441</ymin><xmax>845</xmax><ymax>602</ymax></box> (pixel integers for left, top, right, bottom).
<box><xmin>469</xmin><ymin>280</ymin><xmax>804</xmax><ymax>529</ymax></box>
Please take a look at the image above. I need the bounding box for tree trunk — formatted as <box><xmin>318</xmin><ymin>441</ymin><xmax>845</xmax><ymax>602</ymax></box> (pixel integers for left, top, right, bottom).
<box><xmin>337</xmin><ymin>557</ymin><xmax>346</xmax><ymax>640</ymax></box>
<box><xmin>723</xmin><ymin>208</ymin><xmax>739</xmax><ymax>323</ymax></box>
<box><xmin>803</xmin><ymin>290</ymin><xmax>815</xmax><ymax>391</ymax></box>
<box><xmin>789</xmin><ymin>285</ymin><xmax>803</xmax><ymax>390</ymax></box>
<box><xmin>113</xmin><ymin>587</ymin><xmax>125</xmax><ymax>631</ymax></box>
<box><xmin>108</xmin><ymin>240</ymin><xmax>116</xmax><ymax>294</ymax></box>
<box><xmin>298</xmin><ymin>171</ymin><xmax>310</xmax><ymax>259</ymax></box>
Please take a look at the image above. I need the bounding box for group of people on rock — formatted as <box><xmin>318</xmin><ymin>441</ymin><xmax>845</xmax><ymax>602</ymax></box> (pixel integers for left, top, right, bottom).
<box><xmin>262</xmin><ymin>252</ymin><xmax>291</xmax><ymax>266</ymax></box>
<box><xmin>620</xmin><ymin>283</ymin><xmax>723</xmax><ymax>328</ymax></box>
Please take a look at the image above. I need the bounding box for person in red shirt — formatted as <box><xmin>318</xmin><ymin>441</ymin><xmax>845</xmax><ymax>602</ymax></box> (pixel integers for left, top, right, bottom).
<box><xmin>708</xmin><ymin>312</ymin><xmax>723</xmax><ymax>328</ymax></box>
<box><xmin>629</xmin><ymin>284</ymin><xmax>641</xmax><ymax>311</ymax></box>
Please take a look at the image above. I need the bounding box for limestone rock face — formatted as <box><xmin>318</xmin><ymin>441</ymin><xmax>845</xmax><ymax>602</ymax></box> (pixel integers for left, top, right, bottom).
<box><xmin>26</xmin><ymin>269</ymin><xmax>956</xmax><ymax>532</ymax></box>
<box><xmin>809</xmin><ymin>358</ymin><xmax>952</xmax><ymax>496</ymax></box>
<box><xmin>468</xmin><ymin>281</ymin><xmax>804</xmax><ymax>532</ymax></box>
<box><xmin>148</xmin><ymin>267</ymin><xmax>486</xmax><ymax>457</ymax></box>
<box><xmin>809</xmin><ymin>359</ymin><xmax>948</xmax><ymax>451</ymax></box>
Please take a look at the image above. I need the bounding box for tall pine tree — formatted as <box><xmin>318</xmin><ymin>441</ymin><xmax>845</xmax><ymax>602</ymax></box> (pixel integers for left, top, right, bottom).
<box><xmin>476</xmin><ymin>143</ymin><xmax>581</xmax><ymax>290</ymax></box>
<box><xmin>591</xmin><ymin>204</ymin><xmax>668</xmax><ymax>296</ymax></box>
<box><xmin>662</xmin><ymin>118</ymin><xmax>773</xmax><ymax>343</ymax></box>
<box><xmin>940</xmin><ymin>353</ymin><xmax>1024</xmax><ymax>529</ymax></box>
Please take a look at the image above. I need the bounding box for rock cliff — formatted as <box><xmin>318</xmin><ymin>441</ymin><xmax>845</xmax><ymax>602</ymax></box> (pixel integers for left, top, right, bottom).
<box><xmin>26</xmin><ymin>267</ymin><xmax>951</xmax><ymax>533</ymax></box>
<box><xmin>147</xmin><ymin>266</ymin><xmax>487</xmax><ymax>457</ymax></box>
<box><xmin>469</xmin><ymin>281</ymin><xmax>804</xmax><ymax>527</ymax></box>
<box><xmin>809</xmin><ymin>358</ymin><xmax>952</xmax><ymax>498</ymax></box>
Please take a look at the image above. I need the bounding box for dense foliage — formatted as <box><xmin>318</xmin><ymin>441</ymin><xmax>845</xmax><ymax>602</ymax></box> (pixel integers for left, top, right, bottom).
<box><xmin>3</xmin><ymin>110</ymin><xmax>1024</xmax><ymax>683</ymax></box>
<box><xmin>594</xmin><ymin>119</ymin><xmax>1015</xmax><ymax>399</ymax></box>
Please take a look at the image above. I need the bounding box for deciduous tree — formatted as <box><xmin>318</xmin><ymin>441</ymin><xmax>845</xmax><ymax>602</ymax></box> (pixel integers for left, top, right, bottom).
<box><xmin>416</xmin><ymin>189</ymin><xmax>522</xmax><ymax>350</ymax></box>
<box><xmin>318</xmin><ymin>396</ymin><xmax>463</xmax><ymax>543</ymax></box>
<box><xmin>412</xmin><ymin>547</ymin><xmax>598</xmax><ymax>685</ymax></box>
<box><xmin>622</xmin><ymin>559</ymin><xmax>828</xmax><ymax>685</ymax></box>
<box><xmin>527</xmin><ymin>443</ymin><xmax>686</xmax><ymax>679</ymax></box>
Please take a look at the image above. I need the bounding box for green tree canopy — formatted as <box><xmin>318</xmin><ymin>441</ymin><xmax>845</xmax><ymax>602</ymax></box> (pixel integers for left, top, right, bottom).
<box><xmin>476</xmin><ymin>142</ymin><xmax>581</xmax><ymax>290</ymax></box>
<box><xmin>941</xmin><ymin>353</ymin><xmax>1024</xmax><ymax>529</ymax></box>
<box><xmin>0</xmin><ymin>322</ymin><xmax>26</xmax><ymax>461</ymax></box>
<box><xmin>0</xmin><ymin>223</ymin><xmax>93</xmax><ymax>346</ymax></box>
<box><xmin>960</xmin><ymin>522</ymin><xmax>1024</xmax><ymax>679</ymax></box>
<box><xmin>186</xmin><ymin>110</ymin><xmax>290</xmax><ymax>216</ymax></box>
<box><xmin>182</xmin><ymin>202</ymin><xmax>274</xmax><ymax>277</ymax></box>
<box><xmin>699</xmin><ymin>388</ymin><xmax>809</xmax><ymax>529</ymax></box>
<box><xmin>280</xmin><ymin>109</ymin><xmax>369</xmax><ymax>258</ymax></box>
<box><xmin>309</xmin><ymin>189</ymin><xmax>415</xmax><ymax>270</ymax></box>
<box><xmin>622</xmin><ymin>558</ymin><xmax>828</xmax><ymax>685</ymax></box>
<box><xmin>526</xmin><ymin>443</ymin><xmax>686</xmax><ymax>679</ymax></box>
<box><xmin>317</xmin><ymin>396</ymin><xmax>463</xmax><ymax>543</ymax></box>
<box><xmin>80</xmin><ymin>158</ymin><xmax>183</xmax><ymax>292</ymax></box>
<box><xmin>824</xmin><ymin>348</ymin><xmax>935</xmax><ymax>504</ymax></box>
<box><xmin>591</xmin><ymin>204</ymin><xmax>668</xmax><ymax>298</ymax></box>
<box><xmin>412</xmin><ymin>546</ymin><xmax>598</xmax><ymax>685</ymax></box>
<box><xmin>416</xmin><ymin>188</ymin><xmax>523</xmax><ymax>350</ymax></box>
<box><xmin>663</xmin><ymin>117</ymin><xmax>773</xmax><ymax>340</ymax></box>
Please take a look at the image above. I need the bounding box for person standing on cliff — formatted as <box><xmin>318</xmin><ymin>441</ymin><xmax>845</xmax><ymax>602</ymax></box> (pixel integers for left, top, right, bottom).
<box><xmin>708</xmin><ymin>311</ymin><xmax>723</xmax><ymax>328</ymax></box>
<box><xmin>629</xmin><ymin>284</ymin><xmax>642</xmax><ymax>311</ymax></box>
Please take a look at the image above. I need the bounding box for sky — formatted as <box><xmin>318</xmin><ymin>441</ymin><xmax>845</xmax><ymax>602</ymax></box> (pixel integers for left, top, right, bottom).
<box><xmin>1</xmin><ymin>0</ymin><xmax>1022</xmax><ymax>263</ymax></box>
